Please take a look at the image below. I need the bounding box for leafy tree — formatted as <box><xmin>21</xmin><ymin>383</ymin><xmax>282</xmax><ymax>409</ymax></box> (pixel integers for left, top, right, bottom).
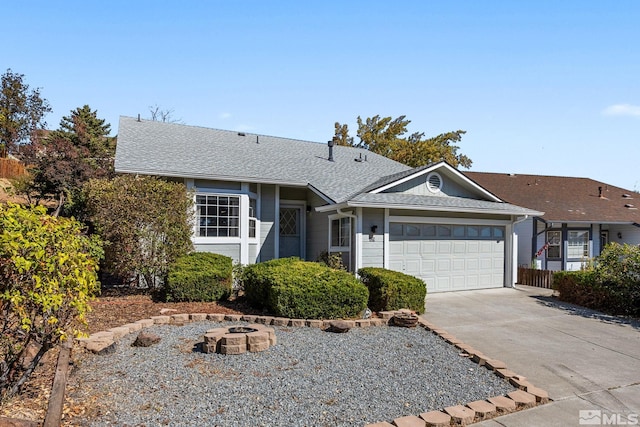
<box><xmin>0</xmin><ymin>203</ymin><xmax>102</xmax><ymax>400</ymax></box>
<box><xmin>84</xmin><ymin>175</ymin><xmax>194</xmax><ymax>289</ymax></box>
<box><xmin>0</xmin><ymin>69</ymin><xmax>51</xmax><ymax>157</ymax></box>
<box><xmin>333</xmin><ymin>115</ymin><xmax>471</xmax><ymax>169</ymax></box>
<box><xmin>20</xmin><ymin>105</ymin><xmax>115</xmax><ymax>217</ymax></box>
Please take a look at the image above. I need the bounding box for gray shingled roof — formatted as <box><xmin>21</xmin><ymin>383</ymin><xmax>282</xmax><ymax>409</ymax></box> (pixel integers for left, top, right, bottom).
<box><xmin>115</xmin><ymin>117</ymin><xmax>409</xmax><ymax>202</ymax></box>
<box><xmin>347</xmin><ymin>193</ymin><xmax>541</xmax><ymax>215</ymax></box>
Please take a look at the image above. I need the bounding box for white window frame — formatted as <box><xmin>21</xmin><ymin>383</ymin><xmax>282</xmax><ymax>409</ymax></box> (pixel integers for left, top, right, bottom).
<box><xmin>567</xmin><ymin>230</ymin><xmax>589</xmax><ymax>259</ymax></box>
<box><xmin>546</xmin><ymin>230</ymin><xmax>562</xmax><ymax>259</ymax></box>
<box><xmin>192</xmin><ymin>188</ymin><xmax>259</xmax><ymax>244</ymax></box>
<box><xmin>328</xmin><ymin>214</ymin><xmax>351</xmax><ymax>253</ymax></box>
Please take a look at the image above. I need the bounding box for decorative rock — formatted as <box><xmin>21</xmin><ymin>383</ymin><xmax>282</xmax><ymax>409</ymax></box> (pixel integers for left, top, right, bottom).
<box><xmin>306</xmin><ymin>319</ymin><xmax>324</xmax><ymax>328</ymax></box>
<box><xmin>159</xmin><ymin>308</ymin><xmax>178</xmax><ymax>314</ymax></box>
<box><xmin>224</xmin><ymin>314</ymin><xmax>242</xmax><ymax>322</ymax></box>
<box><xmin>379</xmin><ymin>311</ymin><xmax>396</xmax><ymax>320</ymax></box>
<box><xmin>364</xmin><ymin>422</ymin><xmax>394</xmax><ymax>427</ymax></box>
<box><xmin>471</xmin><ymin>352</ymin><xmax>489</xmax><ymax>366</ymax></box>
<box><xmin>90</xmin><ymin>331</ymin><xmax>114</xmax><ymax>340</ymax></box>
<box><xmin>419</xmin><ymin>410</ymin><xmax>451</xmax><ymax>427</ymax></box>
<box><xmin>135</xmin><ymin>318</ymin><xmax>155</xmax><ymax>328</ymax></box>
<box><xmin>108</xmin><ymin>326</ymin><xmax>131</xmax><ymax>340</ymax></box>
<box><xmin>255</xmin><ymin>316</ymin><xmax>274</xmax><ymax>324</ymax></box>
<box><xmin>443</xmin><ymin>404</ymin><xmax>475</xmax><ymax>425</ymax></box>
<box><xmin>466</xmin><ymin>400</ymin><xmax>496</xmax><ymax>420</ymax></box>
<box><xmin>171</xmin><ymin>313</ymin><xmax>190</xmax><ymax>324</ymax></box>
<box><xmin>132</xmin><ymin>331</ymin><xmax>161</xmax><ymax>347</ymax></box>
<box><xmin>207</xmin><ymin>313</ymin><xmax>225</xmax><ymax>322</ymax></box>
<box><xmin>355</xmin><ymin>319</ymin><xmax>371</xmax><ymax>327</ymax></box>
<box><xmin>439</xmin><ymin>333</ymin><xmax>461</xmax><ymax>344</ymax></box>
<box><xmin>392</xmin><ymin>313</ymin><xmax>419</xmax><ymax>328</ymax></box>
<box><xmin>241</xmin><ymin>315</ymin><xmax>258</xmax><ymax>323</ymax></box>
<box><xmin>509</xmin><ymin>376</ymin><xmax>534</xmax><ymax>390</ymax></box>
<box><xmin>507</xmin><ymin>389</ymin><xmax>537</xmax><ymax>409</ymax></box>
<box><xmin>487</xmin><ymin>396</ymin><xmax>517</xmax><ymax>413</ymax></box>
<box><xmin>150</xmin><ymin>315</ymin><xmax>171</xmax><ymax>324</ymax></box>
<box><xmin>272</xmin><ymin>317</ymin><xmax>289</xmax><ymax>326</ymax></box>
<box><xmin>370</xmin><ymin>318</ymin><xmax>386</xmax><ymax>326</ymax></box>
<box><xmin>485</xmin><ymin>359</ymin><xmax>507</xmax><ymax>370</ymax></box>
<box><xmin>325</xmin><ymin>320</ymin><xmax>351</xmax><ymax>333</ymax></box>
<box><xmin>85</xmin><ymin>339</ymin><xmax>116</xmax><ymax>355</ymax></box>
<box><xmin>526</xmin><ymin>386</ymin><xmax>550</xmax><ymax>403</ymax></box>
<box><xmin>122</xmin><ymin>322</ymin><xmax>143</xmax><ymax>332</ymax></box>
<box><xmin>362</xmin><ymin>308</ymin><xmax>372</xmax><ymax>319</ymax></box>
<box><xmin>190</xmin><ymin>313</ymin><xmax>208</xmax><ymax>321</ymax></box>
<box><xmin>393</xmin><ymin>415</ymin><xmax>426</xmax><ymax>427</ymax></box>
<box><xmin>290</xmin><ymin>319</ymin><xmax>306</xmax><ymax>327</ymax></box>
<box><xmin>495</xmin><ymin>368</ymin><xmax>517</xmax><ymax>379</ymax></box>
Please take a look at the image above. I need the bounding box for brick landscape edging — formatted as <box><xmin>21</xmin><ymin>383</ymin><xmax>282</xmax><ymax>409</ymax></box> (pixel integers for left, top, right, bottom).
<box><xmin>75</xmin><ymin>310</ymin><xmax>551</xmax><ymax>426</ymax></box>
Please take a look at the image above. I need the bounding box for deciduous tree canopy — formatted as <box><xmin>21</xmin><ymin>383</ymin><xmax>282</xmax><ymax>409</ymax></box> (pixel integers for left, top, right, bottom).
<box><xmin>0</xmin><ymin>69</ymin><xmax>51</xmax><ymax>157</ymax></box>
<box><xmin>333</xmin><ymin>115</ymin><xmax>471</xmax><ymax>169</ymax></box>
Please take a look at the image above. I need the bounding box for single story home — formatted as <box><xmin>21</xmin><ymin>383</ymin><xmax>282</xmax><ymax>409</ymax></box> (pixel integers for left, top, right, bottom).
<box><xmin>115</xmin><ymin>117</ymin><xmax>541</xmax><ymax>293</ymax></box>
<box><xmin>465</xmin><ymin>172</ymin><xmax>640</xmax><ymax>271</ymax></box>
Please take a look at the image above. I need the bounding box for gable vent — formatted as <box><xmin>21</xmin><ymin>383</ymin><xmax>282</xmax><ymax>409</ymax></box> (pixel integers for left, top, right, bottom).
<box><xmin>426</xmin><ymin>172</ymin><xmax>443</xmax><ymax>193</ymax></box>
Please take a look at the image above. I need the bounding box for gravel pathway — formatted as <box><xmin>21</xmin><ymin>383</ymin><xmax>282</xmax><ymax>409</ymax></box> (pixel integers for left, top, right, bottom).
<box><xmin>68</xmin><ymin>322</ymin><xmax>515</xmax><ymax>426</ymax></box>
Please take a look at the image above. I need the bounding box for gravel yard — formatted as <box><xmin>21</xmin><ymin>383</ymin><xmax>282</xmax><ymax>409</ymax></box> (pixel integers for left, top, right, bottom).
<box><xmin>67</xmin><ymin>322</ymin><xmax>515</xmax><ymax>426</ymax></box>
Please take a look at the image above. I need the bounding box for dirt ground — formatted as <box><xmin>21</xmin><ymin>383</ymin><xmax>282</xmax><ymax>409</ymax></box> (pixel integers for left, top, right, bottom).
<box><xmin>0</xmin><ymin>291</ymin><xmax>255</xmax><ymax>424</ymax></box>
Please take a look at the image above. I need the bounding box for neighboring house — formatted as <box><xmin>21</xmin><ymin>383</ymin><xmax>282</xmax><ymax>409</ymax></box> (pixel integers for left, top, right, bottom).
<box><xmin>115</xmin><ymin>117</ymin><xmax>540</xmax><ymax>293</ymax></box>
<box><xmin>465</xmin><ymin>172</ymin><xmax>640</xmax><ymax>271</ymax></box>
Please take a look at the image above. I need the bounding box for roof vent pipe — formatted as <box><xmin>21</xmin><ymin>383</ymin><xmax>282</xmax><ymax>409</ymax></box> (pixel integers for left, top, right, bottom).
<box><xmin>137</xmin><ymin>114</ymin><xmax>141</xmax><ymax>122</ymax></box>
<box><xmin>598</xmin><ymin>186</ymin><xmax>603</xmax><ymax>198</ymax></box>
<box><xmin>328</xmin><ymin>138</ymin><xmax>335</xmax><ymax>162</ymax></box>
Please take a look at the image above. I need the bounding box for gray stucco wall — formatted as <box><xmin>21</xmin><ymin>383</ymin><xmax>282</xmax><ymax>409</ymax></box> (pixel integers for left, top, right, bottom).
<box><xmin>258</xmin><ymin>184</ymin><xmax>276</xmax><ymax>262</ymax></box>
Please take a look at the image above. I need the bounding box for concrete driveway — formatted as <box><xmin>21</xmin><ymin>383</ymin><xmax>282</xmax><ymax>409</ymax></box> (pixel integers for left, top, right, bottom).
<box><xmin>422</xmin><ymin>285</ymin><xmax>640</xmax><ymax>427</ymax></box>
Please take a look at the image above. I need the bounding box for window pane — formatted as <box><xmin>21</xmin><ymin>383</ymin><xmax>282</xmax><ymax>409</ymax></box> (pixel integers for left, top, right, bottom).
<box><xmin>196</xmin><ymin>194</ymin><xmax>240</xmax><ymax>238</ymax></box>
<box><xmin>568</xmin><ymin>230</ymin><xmax>589</xmax><ymax>258</ymax></box>
<box><xmin>422</xmin><ymin>225</ymin><xmax>436</xmax><ymax>237</ymax></box>
<box><xmin>493</xmin><ymin>227</ymin><xmax>504</xmax><ymax>238</ymax></box>
<box><xmin>453</xmin><ymin>226</ymin><xmax>465</xmax><ymax>237</ymax></box>
<box><xmin>467</xmin><ymin>226</ymin><xmax>479</xmax><ymax>237</ymax></box>
<box><xmin>390</xmin><ymin>224</ymin><xmax>403</xmax><ymax>236</ymax></box>
<box><xmin>406</xmin><ymin>225</ymin><xmax>420</xmax><ymax>236</ymax></box>
<box><xmin>331</xmin><ymin>219</ymin><xmax>340</xmax><ymax>246</ymax></box>
<box><xmin>480</xmin><ymin>226</ymin><xmax>491</xmax><ymax>237</ymax></box>
<box><xmin>438</xmin><ymin>225</ymin><xmax>451</xmax><ymax>237</ymax></box>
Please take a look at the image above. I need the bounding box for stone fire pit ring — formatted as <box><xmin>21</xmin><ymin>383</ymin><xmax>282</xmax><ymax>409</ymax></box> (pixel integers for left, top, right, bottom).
<box><xmin>202</xmin><ymin>323</ymin><xmax>276</xmax><ymax>355</ymax></box>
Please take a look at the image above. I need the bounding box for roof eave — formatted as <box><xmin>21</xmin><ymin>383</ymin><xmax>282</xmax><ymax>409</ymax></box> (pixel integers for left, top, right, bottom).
<box><xmin>316</xmin><ymin>200</ymin><xmax>543</xmax><ymax>216</ymax></box>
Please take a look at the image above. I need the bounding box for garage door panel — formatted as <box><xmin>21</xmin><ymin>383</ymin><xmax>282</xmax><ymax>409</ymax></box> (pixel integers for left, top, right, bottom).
<box><xmin>389</xmin><ymin>222</ymin><xmax>505</xmax><ymax>293</ymax></box>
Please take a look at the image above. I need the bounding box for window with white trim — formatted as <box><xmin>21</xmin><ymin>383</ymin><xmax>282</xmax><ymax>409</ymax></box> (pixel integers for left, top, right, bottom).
<box><xmin>546</xmin><ymin>230</ymin><xmax>562</xmax><ymax>259</ymax></box>
<box><xmin>196</xmin><ymin>194</ymin><xmax>240</xmax><ymax>237</ymax></box>
<box><xmin>567</xmin><ymin>230</ymin><xmax>589</xmax><ymax>258</ymax></box>
<box><xmin>249</xmin><ymin>198</ymin><xmax>257</xmax><ymax>238</ymax></box>
<box><xmin>331</xmin><ymin>217</ymin><xmax>351</xmax><ymax>248</ymax></box>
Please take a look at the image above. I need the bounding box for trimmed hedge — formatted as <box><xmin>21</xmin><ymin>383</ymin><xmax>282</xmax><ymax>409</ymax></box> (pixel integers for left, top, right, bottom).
<box><xmin>553</xmin><ymin>243</ymin><xmax>640</xmax><ymax>317</ymax></box>
<box><xmin>164</xmin><ymin>252</ymin><xmax>233</xmax><ymax>302</ymax></box>
<box><xmin>243</xmin><ymin>258</ymin><xmax>369</xmax><ymax>319</ymax></box>
<box><xmin>358</xmin><ymin>267</ymin><xmax>426</xmax><ymax>314</ymax></box>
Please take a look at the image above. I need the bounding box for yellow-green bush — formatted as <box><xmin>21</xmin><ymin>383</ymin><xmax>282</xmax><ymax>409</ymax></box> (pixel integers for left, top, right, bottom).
<box><xmin>358</xmin><ymin>267</ymin><xmax>426</xmax><ymax>314</ymax></box>
<box><xmin>0</xmin><ymin>203</ymin><xmax>102</xmax><ymax>400</ymax></box>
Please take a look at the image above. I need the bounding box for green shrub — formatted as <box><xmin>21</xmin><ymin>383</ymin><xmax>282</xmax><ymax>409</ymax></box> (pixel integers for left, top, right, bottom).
<box><xmin>243</xmin><ymin>258</ymin><xmax>368</xmax><ymax>319</ymax></box>
<box><xmin>0</xmin><ymin>203</ymin><xmax>103</xmax><ymax>399</ymax></box>
<box><xmin>164</xmin><ymin>252</ymin><xmax>232</xmax><ymax>302</ymax></box>
<box><xmin>358</xmin><ymin>267</ymin><xmax>426</xmax><ymax>314</ymax></box>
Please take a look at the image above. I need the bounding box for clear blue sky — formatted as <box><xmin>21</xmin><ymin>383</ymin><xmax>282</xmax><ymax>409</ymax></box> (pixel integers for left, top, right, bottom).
<box><xmin>5</xmin><ymin>1</ymin><xmax>639</xmax><ymax>190</ymax></box>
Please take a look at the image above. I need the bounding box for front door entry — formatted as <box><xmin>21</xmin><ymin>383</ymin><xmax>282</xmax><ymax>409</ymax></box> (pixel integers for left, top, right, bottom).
<box><xmin>279</xmin><ymin>206</ymin><xmax>302</xmax><ymax>258</ymax></box>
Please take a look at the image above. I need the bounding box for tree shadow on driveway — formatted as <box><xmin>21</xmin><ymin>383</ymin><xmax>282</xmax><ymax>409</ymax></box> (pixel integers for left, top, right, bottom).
<box><xmin>531</xmin><ymin>295</ymin><xmax>640</xmax><ymax>331</ymax></box>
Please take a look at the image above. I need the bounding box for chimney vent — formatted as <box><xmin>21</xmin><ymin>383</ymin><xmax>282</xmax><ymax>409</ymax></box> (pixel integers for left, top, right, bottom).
<box><xmin>327</xmin><ymin>138</ymin><xmax>335</xmax><ymax>162</ymax></box>
<box><xmin>137</xmin><ymin>114</ymin><xmax>141</xmax><ymax>122</ymax></box>
<box><xmin>598</xmin><ymin>186</ymin><xmax>603</xmax><ymax>198</ymax></box>
<box><xmin>237</xmin><ymin>132</ymin><xmax>246</xmax><ymax>136</ymax></box>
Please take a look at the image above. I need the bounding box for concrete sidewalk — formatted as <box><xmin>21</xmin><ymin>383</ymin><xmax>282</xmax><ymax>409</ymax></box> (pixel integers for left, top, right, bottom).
<box><xmin>422</xmin><ymin>286</ymin><xmax>640</xmax><ymax>427</ymax></box>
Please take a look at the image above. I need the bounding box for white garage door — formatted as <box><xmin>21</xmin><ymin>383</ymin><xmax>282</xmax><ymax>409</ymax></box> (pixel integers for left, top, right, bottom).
<box><xmin>389</xmin><ymin>223</ymin><xmax>505</xmax><ymax>293</ymax></box>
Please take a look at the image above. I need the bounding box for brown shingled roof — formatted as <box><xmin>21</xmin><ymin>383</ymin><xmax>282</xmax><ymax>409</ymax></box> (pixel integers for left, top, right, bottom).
<box><xmin>464</xmin><ymin>172</ymin><xmax>640</xmax><ymax>223</ymax></box>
